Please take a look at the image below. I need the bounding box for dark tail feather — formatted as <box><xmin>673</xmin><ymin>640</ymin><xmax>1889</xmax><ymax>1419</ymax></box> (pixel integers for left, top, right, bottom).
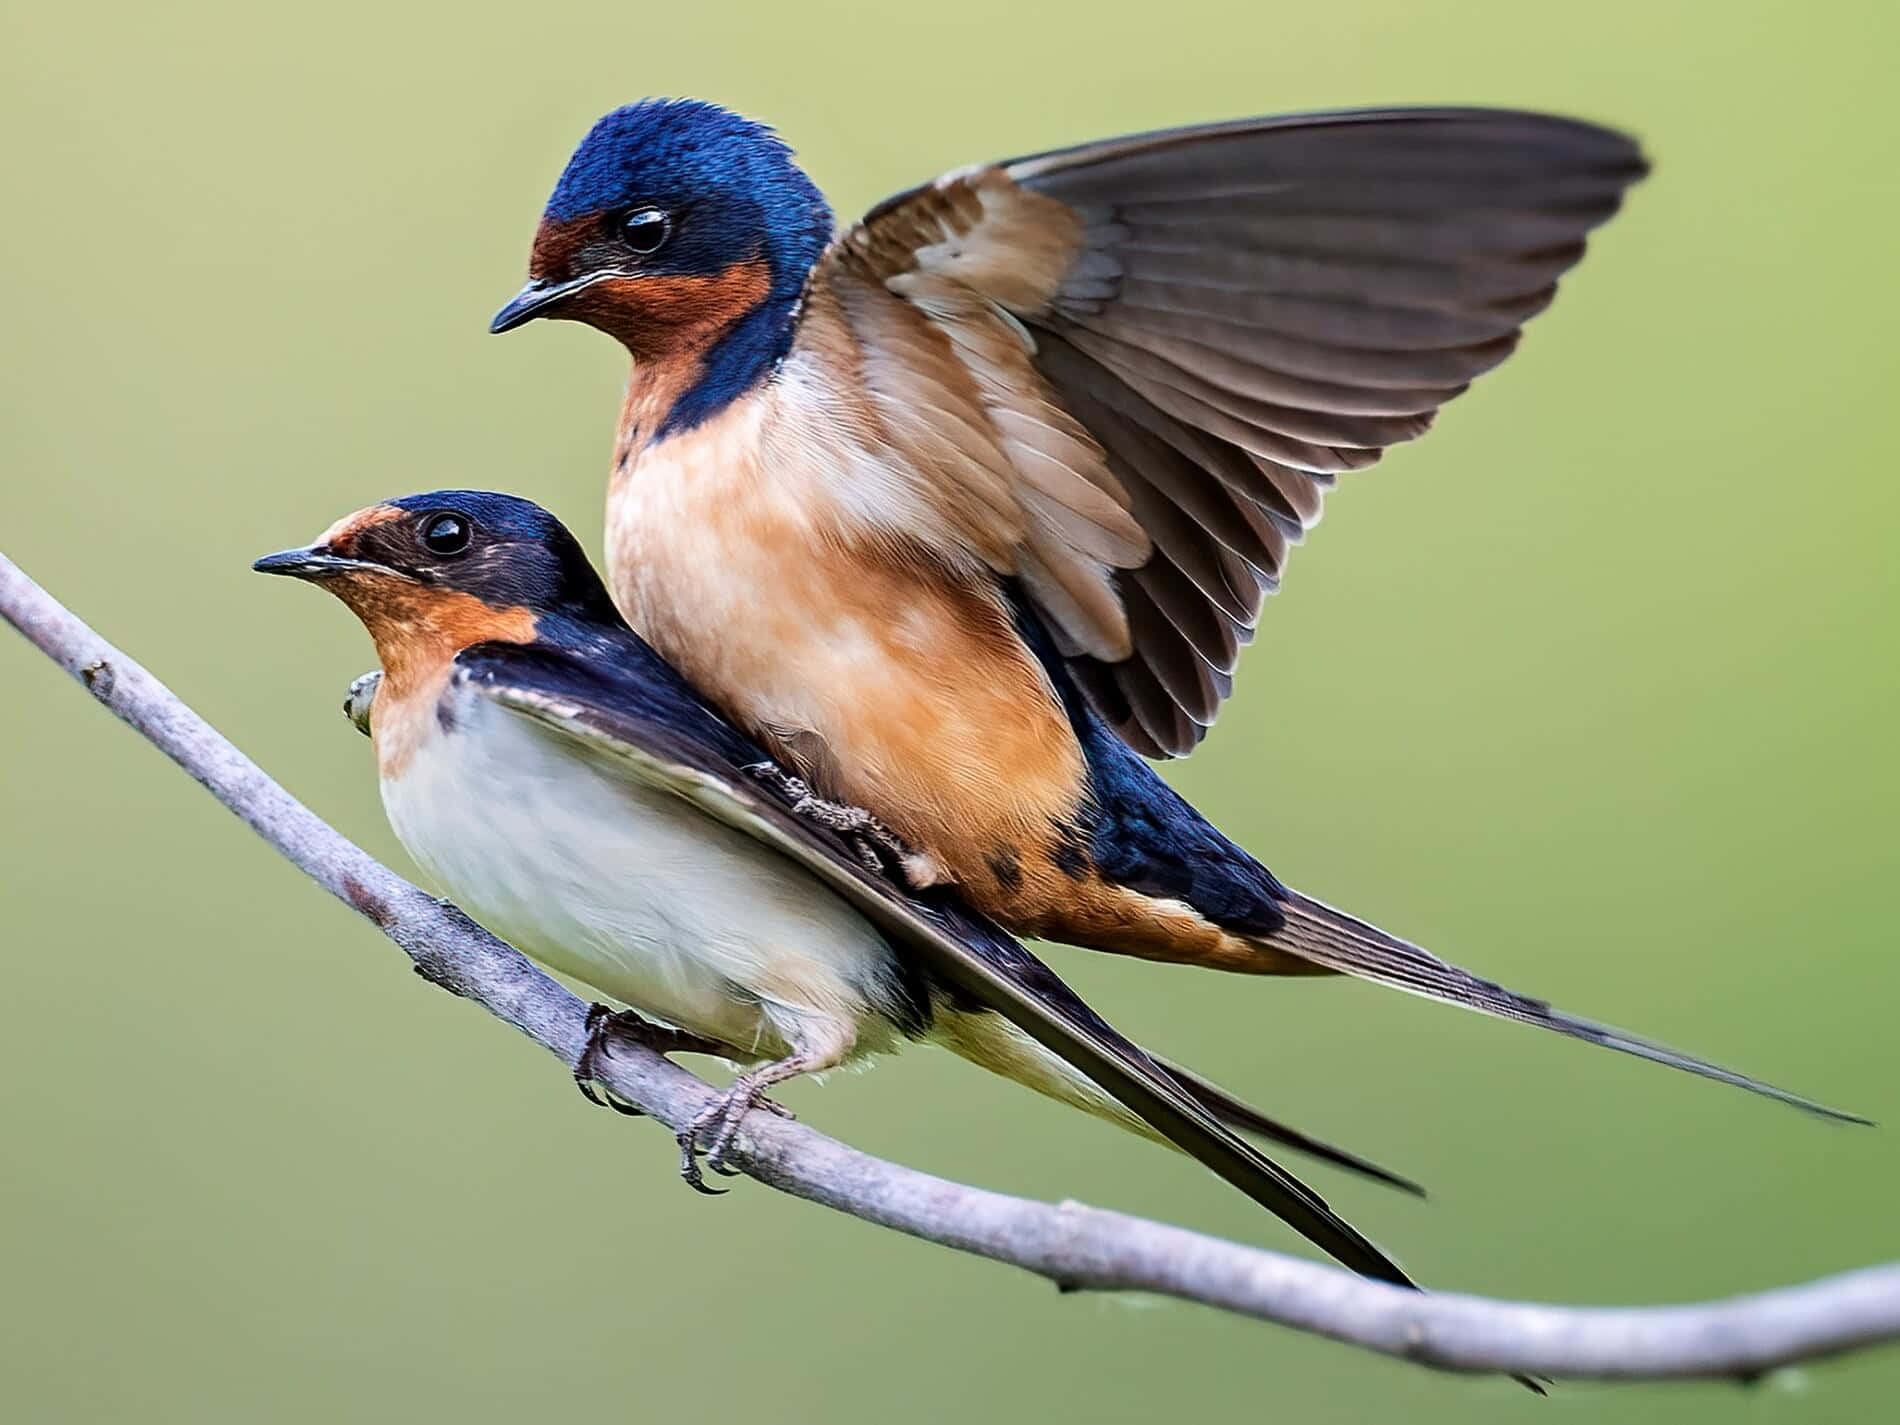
<box><xmin>1272</xmin><ymin>891</ymin><xmax>1868</xmax><ymax>1124</ymax></box>
<box><xmin>1159</xmin><ymin>1057</ymin><xmax>1426</xmax><ymax>1197</ymax></box>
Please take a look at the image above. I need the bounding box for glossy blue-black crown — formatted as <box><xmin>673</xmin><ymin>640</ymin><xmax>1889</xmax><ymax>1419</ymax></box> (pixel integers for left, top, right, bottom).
<box><xmin>548</xmin><ymin>100</ymin><xmax>832</xmax><ymax>289</ymax></box>
<box><xmin>386</xmin><ymin>490</ymin><xmax>621</xmax><ymax>621</ymax></box>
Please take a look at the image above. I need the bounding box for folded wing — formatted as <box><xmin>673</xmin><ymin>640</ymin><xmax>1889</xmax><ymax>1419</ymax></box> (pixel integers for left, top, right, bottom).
<box><xmin>453</xmin><ymin>639</ymin><xmax>1418</xmax><ymax>1283</ymax></box>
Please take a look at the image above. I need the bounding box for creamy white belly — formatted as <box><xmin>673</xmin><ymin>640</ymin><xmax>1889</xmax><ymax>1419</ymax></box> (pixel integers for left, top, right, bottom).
<box><xmin>377</xmin><ymin>684</ymin><xmax>902</xmax><ymax>1065</ymax></box>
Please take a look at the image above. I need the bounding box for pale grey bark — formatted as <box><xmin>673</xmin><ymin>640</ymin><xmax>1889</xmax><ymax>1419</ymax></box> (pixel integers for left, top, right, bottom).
<box><xmin>4</xmin><ymin>547</ymin><xmax>1895</xmax><ymax>1384</ymax></box>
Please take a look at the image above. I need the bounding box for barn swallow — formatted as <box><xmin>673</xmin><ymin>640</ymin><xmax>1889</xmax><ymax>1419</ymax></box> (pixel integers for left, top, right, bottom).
<box><xmin>491</xmin><ymin>101</ymin><xmax>1858</xmax><ymax>1121</ymax></box>
<box><xmin>253</xmin><ymin>490</ymin><xmax>1433</xmax><ymax>1285</ymax></box>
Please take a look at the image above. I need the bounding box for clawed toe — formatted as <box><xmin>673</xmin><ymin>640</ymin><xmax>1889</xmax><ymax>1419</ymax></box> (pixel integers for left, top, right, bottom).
<box><xmin>677</xmin><ymin>1091</ymin><xmax>751</xmax><ymax>1193</ymax></box>
<box><xmin>574</xmin><ymin>1004</ymin><xmax>646</xmax><ymax>1116</ymax></box>
<box><xmin>582</xmin><ymin>1072</ymin><xmax>647</xmax><ymax>1118</ymax></box>
<box><xmin>741</xmin><ymin>765</ymin><xmax>921</xmax><ymax>886</ymax></box>
<box><xmin>741</xmin><ymin>761</ymin><xmax>811</xmax><ymax>803</ymax></box>
<box><xmin>676</xmin><ymin>1080</ymin><xmax>797</xmax><ymax>1189</ymax></box>
<box><xmin>677</xmin><ymin>1123</ymin><xmax>730</xmax><ymax>1195</ymax></box>
<box><xmin>575</xmin><ymin>1004</ymin><xmax>729</xmax><ymax>1116</ymax></box>
<box><xmin>679</xmin><ymin>1094</ymin><xmax>741</xmax><ymax>1188</ymax></box>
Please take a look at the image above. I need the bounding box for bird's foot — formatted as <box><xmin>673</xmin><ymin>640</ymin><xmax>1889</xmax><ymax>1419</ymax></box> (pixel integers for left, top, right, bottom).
<box><xmin>343</xmin><ymin>670</ymin><xmax>382</xmax><ymax>737</ymax></box>
<box><xmin>676</xmin><ymin>1066</ymin><xmax>800</xmax><ymax>1195</ymax></box>
<box><xmin>575</xmin><ymin>1004</ymin><xmax>645</xmax><ymax>1116</ymax></box>
<box><xmin>740</xmin><ymin>762</ymin><xmax>945</xmax><ymax>887</ymax></box>
<box><xmin>574</xmin><ymin>1003</ymin><xmax>727</xmax><ymax>1118</ymax></box>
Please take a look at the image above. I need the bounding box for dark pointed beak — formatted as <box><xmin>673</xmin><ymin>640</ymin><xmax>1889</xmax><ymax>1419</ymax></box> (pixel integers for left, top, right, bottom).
<box><xmin>251</xmin><ymin>546</ymin><xmax>385</xmax><ymax>581</ymax></box>
<box><xmin>490</xmin><ymin>273</ymin><xmax>602</xmax><ymax>334</ymax></box>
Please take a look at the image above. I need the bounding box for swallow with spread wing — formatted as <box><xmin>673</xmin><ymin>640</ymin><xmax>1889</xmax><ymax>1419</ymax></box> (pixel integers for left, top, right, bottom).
<box><xmin>256</xmin><ymin>489</ymin><xmax>1438</xmax><ymax>1288</ymax></box>
<box><xmin>489</xmin><ymin>101</ymin><xmax>1857</xmax><ymax>1120</ymax></box>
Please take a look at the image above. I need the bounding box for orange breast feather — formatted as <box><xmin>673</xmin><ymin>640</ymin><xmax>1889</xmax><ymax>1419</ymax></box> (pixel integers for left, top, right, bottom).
<box><xmin>605</xmin><ymin>368</ymin><xmax>1095</xmax><ymax>910</ymax></box>
<box><xmin>602</xmin><ymin>267</ymin><xmax>1303</xmax><ymax>966</ymax></box>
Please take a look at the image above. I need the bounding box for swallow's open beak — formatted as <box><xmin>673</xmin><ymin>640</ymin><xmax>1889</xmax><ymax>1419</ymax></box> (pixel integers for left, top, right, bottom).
<box><xmin>251</xmin><ymin>546</ymin><xmax>389</xmax><ymax>581</ymax></box>
<box><xmin>489</xmin><ymin>273</ymin><xmax>603</xmax><ymax>333</ymax></box>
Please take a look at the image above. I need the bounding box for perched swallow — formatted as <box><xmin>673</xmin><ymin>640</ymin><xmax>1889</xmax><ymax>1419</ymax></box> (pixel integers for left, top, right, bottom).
<box><xmin>489</xmin><ymin>101</ymin><xmax>1862</xmax><ymax>1121</ymax></box>
<box><xmin>254</xmin><ymin>490</ymin><xmax>1435</xmax><ymax>1284</ymax></box>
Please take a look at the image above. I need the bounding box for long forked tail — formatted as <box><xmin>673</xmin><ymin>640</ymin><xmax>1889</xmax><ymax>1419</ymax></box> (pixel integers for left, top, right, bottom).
<box><xmin>1271</xmin><ymin>891</ymin><xmax>1868</xmax><ymax>1124</ymax></box>
<box><xmin>926</xmin><ymin>1005</ymin><xmax>1418</xmax><ymax>1287</ymax></box>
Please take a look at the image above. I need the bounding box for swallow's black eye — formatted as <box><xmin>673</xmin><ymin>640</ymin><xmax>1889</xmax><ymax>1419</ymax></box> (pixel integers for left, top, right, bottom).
<box><xmin>420</xmin><ymin>513</ymin><xmax>471</xmax><ymax>556</ymax></box>
<box><xmin>619</xmin><ymin>206</ymin><xmax>672</xmax><ymax>255</ymax></box>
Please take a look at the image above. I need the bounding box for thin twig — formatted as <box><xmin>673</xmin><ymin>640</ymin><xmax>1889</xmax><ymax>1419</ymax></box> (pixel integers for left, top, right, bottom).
<box><xmin>3</xmin><ymin>547</ymin><xmax>1895</xmax><ymax>1383</ymax></box>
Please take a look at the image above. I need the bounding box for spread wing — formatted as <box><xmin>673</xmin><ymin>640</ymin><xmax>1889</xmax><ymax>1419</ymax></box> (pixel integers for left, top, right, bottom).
<box><xmin>813</xmin><ymin>108</ymin><xmax>1647</xmax><ymax>755</ymax></box>
<box><xmin>452</xmin><ymin>638</ymin><xmax>1417</xmax><ymax>1283</ymax></box>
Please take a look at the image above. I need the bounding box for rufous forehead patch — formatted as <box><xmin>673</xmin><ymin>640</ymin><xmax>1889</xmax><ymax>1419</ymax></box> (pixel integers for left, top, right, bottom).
<box><xmin>316</xmin><ymin>502</ymin><xmax>402</xmax><ymax>554</ymax></box>
<box><xmin>530</xmin><ymin>215</ymin><xmax>593</xmax><ymax>282</ymax></box>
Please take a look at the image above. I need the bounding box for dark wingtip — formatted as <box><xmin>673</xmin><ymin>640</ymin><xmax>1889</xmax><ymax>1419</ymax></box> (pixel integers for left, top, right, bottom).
<box><xmin>1781</xmin><ymin>1099</ymin><xmax>1872</xmax><ymax>1127</ymax></box>
<box><xmin>1311</xmin><ymin>1150</ymin><xmax>1427</xmax><ymax>1200</ymax></box>
<box><xmin>1385</xmin><ymin>1170</ymin><xmax>1430</xmax><ymax>1201</ymax></box>
<box><xmin>1155</xmin><ymin>1055</ymin><xmax>1428</xmax><ymax>1197</ymax></box>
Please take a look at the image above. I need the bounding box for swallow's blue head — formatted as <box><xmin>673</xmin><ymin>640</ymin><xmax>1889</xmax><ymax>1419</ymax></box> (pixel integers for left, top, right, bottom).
<box><xmin>491</xmin><ymin>100</ymin><xmax>834</xmax><ymax>437</ymax></box>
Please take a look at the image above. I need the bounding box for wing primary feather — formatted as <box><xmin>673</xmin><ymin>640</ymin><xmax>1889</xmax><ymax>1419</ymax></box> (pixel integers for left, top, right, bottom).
<box><xmin>1066</xmin><ymin>660</ymin><xmax>1168</xmax><ymax>758</ymax></box>
<box><xmin>1095</xmin><ymin>650</ymin><xmax>1203</xmax><ymax>756</ymax></box>
<box><xmin>1067</xmin><ymin>322</ymin><xmax>1472</xmax><ymax>416</ymax></box>
<box><xmin>1119</xmin><ymin>577</ymin><xmax>1222</xmax><ymax>725</ymax></box>
<box><xmin>1122</xmin><ymin>204</ymin><xmax>1621</xmax><ymax>262</ymax></box>
<box><xmin>1071</xmin><ymin>303</ymin><xmax>1528</xmax><ymax>388</ymax></box>
<box><xmin>1002</xmin><ymin>106</ymin><xmax>1643</xmax><ymax>178</ymax></box>
<box><xmin>1126</xmin><ymin>486</ymin><xmax>1261</xmax><ymax>623</ymax></box>
<box><xmin>1131</xmin><ymin>555</ymin><xmax>1244</xmax><ymax>675</ymax></box>
<box><xmin>1111</xmin><ymin>282</ymin><xmax>1539</xmax><ymax>353</ymax></box>
<box><xmin>1110</xmin><ymin>239</ymin><xmax>1584</xmax><ymax>312</ymax></box>
<box><xmin>1038</xmin><ymin>333</ymin><xmax>1310</xmax><ymax>547</ymax></box>
<box><xmin>1063</xmin><ymin>325</ymin><xmax>1437</xmax><ymax>450</ymax></box>
<box><xmin>1157</xmin><ymin>1058</ymin><xmax>1425</xmax><ymax>1197</ymax></box>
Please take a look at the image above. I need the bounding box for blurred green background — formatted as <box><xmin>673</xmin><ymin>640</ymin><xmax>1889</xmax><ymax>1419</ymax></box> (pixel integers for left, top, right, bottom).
<box><xmin>3</xmin><ymin>1</ymin><xmax>1895</xmax><ymax>1419</ymax></box>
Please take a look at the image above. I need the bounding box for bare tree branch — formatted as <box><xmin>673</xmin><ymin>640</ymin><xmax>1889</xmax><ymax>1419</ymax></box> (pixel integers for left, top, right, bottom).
<box><xmin>4</xmin><ymin>547</ymin><xmax>1895</xmax><ymax>1384</ymax></box>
